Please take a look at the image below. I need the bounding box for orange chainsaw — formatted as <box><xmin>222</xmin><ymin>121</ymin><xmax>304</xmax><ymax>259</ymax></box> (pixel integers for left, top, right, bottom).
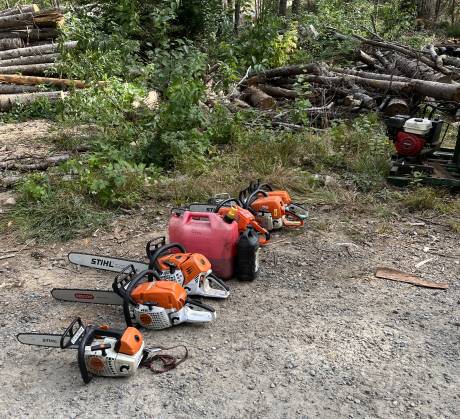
<box><xmin>17</xmin><ymin>318</ymin><xmax>187</xmax><ymax>383</ymax></box>
<box><xmin>51</xmin><ymin>266</ymin><xmax>216</xmax><ymax>330</ymax></box>
<box><xmin>238</xmin><ymin>181</ymin><xmax>308</xmax><ymax>230</ymax></box>
<box><xmin>68</xmin><ymin>237</ymin><xmax>229</xmax><ymax>299</ymax></box>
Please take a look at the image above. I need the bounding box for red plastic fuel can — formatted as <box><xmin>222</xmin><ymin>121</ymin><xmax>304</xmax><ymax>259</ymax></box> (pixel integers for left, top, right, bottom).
<box><xmin>168</xmin><ymin>210</ymin><xmax>239</xmax><ymax>279</ymax></box>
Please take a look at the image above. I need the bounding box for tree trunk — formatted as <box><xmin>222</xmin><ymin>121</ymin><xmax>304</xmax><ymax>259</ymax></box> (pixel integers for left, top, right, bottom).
<box><xmin>278</xmin><ymin>0</ymin><xmax>288</xmax><ymax>16</ymax></box>
<box><xmin>0</xmin><ymin>90</ymin><xmax>67</xmax><ymax>112</ymax></box>
<box><xmin>248</xmin><ymin>63</ymin><xmax>322</xmax><ymax>84</ymax></box>
<box><xmin>0</xmin><ymin>74</ymin><xmax>86</xmax><ymax>88</ymax></box>
<box><xmin>300</xmin><ymin>74</ymin><xmax>460</xmax><ymax>102</ymax></box>
<box><xmin>258</xmin><ymin>84</ymin><xmax>298</xmax><ymax>98</ymax></box>
<box><xmin>0</xmin><ymin>62</ymin><xmax>55</xmax><ymax>75</ymax></box>
<box><xmin>389</xmin><ymin>51</ymin><xmax>450</xmax><ymax>82</ymax></box>
<box><xmin>234</xmin><ymin>0</ymin><xmax>241</xmax><ymax>33</ymax></box>
<box><xmin>0</xmin><ymin>9</ymin><xmax>64</xmax><ymax>31</ymax></box>
<box><xmin>0</xmin><ymin>41</ymin><xmax>76</xmax><ymax>60</ymax></box>
<box><xmin>0</xmin><ymin>53</ymin><xmax>58</xmax><ymax>67</ymax></box>
<box><xmin>245</xmin><ymin>86</ymin><xmax>276</xmax><ymax>109</ymax></box>
<box><xmin>356</xmin><ymin>35</ymin><xmax>453</xmax><ymax>77</ymax></box>
<box><xmin>0</xmin><ymin>5</ymin><xmax>39</xmax><ymax>17</ymax></box>
<box><xmin>0</xmin><ymin>38</ymin><xmax>23</xmax><ymax>50</ymax></box>
<box><xmin>0</xmin><ymin>12</ymin><xmax>35</xmax><ymax>30</ymax></box>
<box><xmin>0</xmin><ymin>83</ymin><xmax>45</xmax><ymax>93</ymax></box>
<box><xmin>292</xmin><ymin>0</ymin><xmax>301</xmax><ymax>15</ymax></box>
<box><xmin>382</xmin><ymin>98</ymin><xmax>410</xmax><ymax>116</ymax></box>
<box><xmin>332</xmin><ymin>68</ymin><xmax>410</xmax><ymax>82</ymax></box>
<box><xmin>0</xmin><ymin>28</ymin><xmax>58</xmax><ymax>41</ymax></box>
<box><xmin>0</xmin><ymin>153</ymin><xmax>71</xmax><ymax>171</ymax></box>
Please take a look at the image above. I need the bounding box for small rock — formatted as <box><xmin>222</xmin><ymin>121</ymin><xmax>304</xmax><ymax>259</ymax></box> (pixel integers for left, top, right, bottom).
<box><xmin>4</xmin><ymin>197</ymin><xmax>16</xmax><ymax>206</ymax></box>
<box><xmin>270</xmin><ymin>383</ymin><xmax>276</xmax><ymax>388</ymax></box>
<box><xmin>310</xmin><ymin>370</ymin><xmax>316</xmax><ymax>377</ymax></box>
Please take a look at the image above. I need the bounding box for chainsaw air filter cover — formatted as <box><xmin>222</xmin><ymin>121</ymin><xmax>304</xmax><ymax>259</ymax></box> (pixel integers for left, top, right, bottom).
<box><xmin>395</xmin><ymin>131</ymin><xmax>425</xmax><ymax>156</ymax></box>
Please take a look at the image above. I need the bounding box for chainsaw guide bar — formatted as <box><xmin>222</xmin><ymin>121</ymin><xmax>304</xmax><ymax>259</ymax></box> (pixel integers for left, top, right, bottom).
<box><xmin>68</xmin><ymin>252</ymin><xmax>148</xmax><ymax>273</ymax></box>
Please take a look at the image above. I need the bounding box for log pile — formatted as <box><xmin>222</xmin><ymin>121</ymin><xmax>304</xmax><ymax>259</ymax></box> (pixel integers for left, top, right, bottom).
<box><xmin>230</xmin><ymin>34</ymin><xmax>460</xmax><ymax>128</ymax></box>
<box><xmin>0</xmin><ymin>3</ymin><xmax>82</xmax><ymax>111</ymax></box>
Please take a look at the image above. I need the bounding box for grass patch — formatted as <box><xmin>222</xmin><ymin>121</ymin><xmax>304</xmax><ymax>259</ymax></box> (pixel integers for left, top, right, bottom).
<box><xmin>11</xmin><ymin>188</ymin><xmax>111</xmax><ymax>242</ymax></box>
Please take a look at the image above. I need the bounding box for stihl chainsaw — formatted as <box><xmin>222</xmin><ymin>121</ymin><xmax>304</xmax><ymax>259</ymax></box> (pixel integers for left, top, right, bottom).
<box><xmin>51</xmin><ymin>267</ymin><xmax>216</xmax><ymax>330</ymax></box>
<box><xmin>17</xmin><ymin>317</ymin><xmax>187</xmax><ymax>384</ymax></box>
<box><xmin>238</xmin><ymin>180</ymin><xmax>309</xmax><ymax>230</ymax></box>
<box><xmin>68</xmin><ymin>236</ymin><xmax>229</xmax><ymax>299</ymax></box>
<box><xmin>188</xmin><ymin>197</ymin><xmax>271</xmax><ymax>245</ymax></box>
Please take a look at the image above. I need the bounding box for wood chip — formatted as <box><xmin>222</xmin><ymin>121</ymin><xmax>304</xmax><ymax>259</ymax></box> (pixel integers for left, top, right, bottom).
<box><xmin>375</xmin><ymin>267</ymin><xmax>448</xmax><ymax>289</ymax></box>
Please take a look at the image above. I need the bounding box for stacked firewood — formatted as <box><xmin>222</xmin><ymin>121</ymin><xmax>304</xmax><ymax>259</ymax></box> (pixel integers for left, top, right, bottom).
<box><xmin>232</xmin><ymin>34</ymin><xmax>460</xmax><ymax>128</ymax></box>
<box><xmin>0</xmin><ymin>3</ymin><xmax>82</xmax><ymax>111</ymax></box>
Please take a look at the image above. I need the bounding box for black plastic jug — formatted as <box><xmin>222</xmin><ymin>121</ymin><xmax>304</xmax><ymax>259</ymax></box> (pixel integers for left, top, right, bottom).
<box><xmin>236</xmin><ymin>226</ymin><xmax>260</xmax><ymax>281</ymax></box>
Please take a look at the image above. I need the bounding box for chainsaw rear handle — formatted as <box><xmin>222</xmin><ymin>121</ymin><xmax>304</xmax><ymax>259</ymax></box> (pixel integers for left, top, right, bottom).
<box><xmin>78</xmin><ymin>326</ymin><xmax>124</xmax><ymax>384</ymax></box>
<box><xmin>186</xmin><ymin>298</ymin><xmax>216</xmax><ymax>313</ymax></box>
<box><xmin>60</xmin><ymin>317</ymin><xmax>84</xmax><ymax>349</ymax></box>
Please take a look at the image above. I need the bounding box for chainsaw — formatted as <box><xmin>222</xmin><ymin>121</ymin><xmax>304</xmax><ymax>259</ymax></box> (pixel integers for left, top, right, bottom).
<box><xmin>51</xmin><ymin>266</ymin><xmax>216</xmax><ymax>330</ymax></box>
<box><xmin>188</xmin><ymin>197</ymin><xmax>271</xmax><ymax>245</ymax></box>
<box><xmin>68</xmin><ymin>236</ymin><xmax>229</xmax><ymax>299</ymax></box>
<box><xmin>238</xmin><ymin>181</ymin><xmax>308</xmax><ymax>230</ymax></box>
<box><xmin>17</xmin><ymin>317</ymin><xmax>186</xmax><ymax>383</ymax></box>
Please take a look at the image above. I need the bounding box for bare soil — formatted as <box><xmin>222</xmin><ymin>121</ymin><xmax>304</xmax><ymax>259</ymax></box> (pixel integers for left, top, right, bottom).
<box><xmin>0</xmin><ymin>203</ymin><xmax>458</xmax><ymax>418</ymax></box>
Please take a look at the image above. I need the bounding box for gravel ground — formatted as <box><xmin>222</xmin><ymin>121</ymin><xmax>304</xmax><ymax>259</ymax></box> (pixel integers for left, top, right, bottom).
<box><xmin>0</xmin><ymin>207</ymin><xmax>459</xmax><ymax>418</ymax></box>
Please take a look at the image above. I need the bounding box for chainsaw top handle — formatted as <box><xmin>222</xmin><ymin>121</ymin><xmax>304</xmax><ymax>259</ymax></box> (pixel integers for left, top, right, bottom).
<box><xmin>146</xmin><ymin>239</ymin><xmax>186</xmax><ymax>274</ymax></box>
<box><xmin>60</xmin><ymin>317</ymin><xmax>84</xmax><ymax>349</ymax></box>
<box><xmin>77</xmin><ymin>325</ymin><xmax>124</xmax><ymax>383</ymax></box>
<box><xmin>214</xmin><ymin>198</ymin><xmax>242</xmax><ymax>213</ymax></box>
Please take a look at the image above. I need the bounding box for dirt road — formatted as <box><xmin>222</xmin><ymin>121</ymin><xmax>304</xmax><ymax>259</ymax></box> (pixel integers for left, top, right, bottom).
<box><xmin>0</xmin><ymin>207</ymin><xmax>458</xmax><ymax>418</ymax></box>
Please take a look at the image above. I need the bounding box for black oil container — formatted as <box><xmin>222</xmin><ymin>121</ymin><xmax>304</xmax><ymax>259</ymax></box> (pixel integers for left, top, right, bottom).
<box><xmin>235</xmin><ymin>226</ymin><xmax>260</xmax><ymax>281</ymax></box>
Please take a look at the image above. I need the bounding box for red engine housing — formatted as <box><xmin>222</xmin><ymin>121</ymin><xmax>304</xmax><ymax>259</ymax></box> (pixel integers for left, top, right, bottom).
<box><xmin>395</xmin><ymin>131</ymin><xmax>425</xmax><ymax>157</ymax></box>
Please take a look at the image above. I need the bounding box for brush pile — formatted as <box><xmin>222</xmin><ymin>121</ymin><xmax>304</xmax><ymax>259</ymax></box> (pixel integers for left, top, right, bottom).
<box><xmin>231</xmin><ymin>33</ymin><xmax>460</xmax><ymax>128</ymax></box>
<box><xmin>0</xmin><ymin>3</ymin><xmax>82</xmax><ymax>111</ymax></box>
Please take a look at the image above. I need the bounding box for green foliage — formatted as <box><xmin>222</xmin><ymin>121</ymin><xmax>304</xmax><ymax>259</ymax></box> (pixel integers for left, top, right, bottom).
<box><xmin>0</xmin><ymin>96</ymin><xmax>57</xmax><ymax>123</ymax></box>
<box><xmin>58</xmin><ymin>13</ymin><xmax>142</xmax><ymax>81</ymax></box>
<box><xmin>65</xmin><ymin>155</ymin><xmax>158</xmax><ymax>208</ymax></box>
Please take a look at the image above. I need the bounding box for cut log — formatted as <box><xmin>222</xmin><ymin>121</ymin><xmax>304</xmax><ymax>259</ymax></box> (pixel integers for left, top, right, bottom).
<box><xmin>357</xmin><ymin>49</ymin><xmax>378</xmax><ymax>68</ymax></box>
<box><xmin>0</xmin><ymin>41</ymin><xmax>76</xmax><ymax>60</ymax></box>
<box><xmin>0</xmin><ymin>38</ymin><xmax>23</xmax><ymax>51</ymax></box>
<box><xmin>0</xmin><ymin>62</ymin><xmax>55</xmax><ymax>75</ymax></box>
<box><xmin>0</xmin><ymin>53</ymin><xmax>58</xmax><ymax>67</ymax></box>
<box><xmin>352</xmin><ymin>91</ymin><xmax>376</xmax><ymax>109</ymax></box>
<box><xmin>0</xmin><ymin>74</ymin><xmax>86</xmax><ymax>88</ymax></box>
<box><xmin>356</xmin><ymin>35</ymin><xmax>454</xmax><ymax>77</ymax></box>
<box><xmin>0</xmin><ymin>28</ymin><xmax>58</xmax><ymax>41</ymax></box>
<box><xmin>426</xmin><ymin>44</ymin><xmax>444</xmax><ymax>68</ymax></box>
<box><xmin>0</xmin><ymin>12</ymin><xmax>34</xmax><ymax>29</ymax></box>
<box><xmin>332</xmin><ymin>68</ymin><xmax>409</xmax><ymax>82</ymax></box>
<box><xmin>0</xmin><ymin>83</ymin><xmax>45</xmax><ymax>93</ymax></box>
<box><xmin>258</xmin><ymin>84</ymin><xmax>298</xmax><ymax>98</ymax></box>
<box><xmin>343</xmin><ymin>95</ymin><xmax>362</xmax><ymax>107</ymax></box>
<box><xmin>32</xmin><ymin>10</ymin><xmax>65</xmax><ymax>28</ymax></box>
<box><xmin>245</xmin><ymin>86</ymin><xmax>276</xmax><ymax>109</ymax></box>
<box><xmin>0</xmin><ymin>154</ymin><xmax>71</xmax><ymax>171</ymax></box>
<box><xmin>300</xmin><ymin>74</ymin><xmax>460</xmax><ymax>102</ymax></box>
<box><xmin>0</xmin><ymin>5</ymin><xmax>39</xmax><ymax>17</ymax></box>
<box><xmin>382</xmin><ymin>98</ymin><xmax>410</xmax><ymax>116</ymax></box>
<box><xmin>388</xmin><ymin>52</ymin><xmax>450</xmax><ymax>83</ymax></box>
<box><xmin>0</xmin><ymin>91</ymin><xmax>67</xmax><ymax>112</ymax></box>
<box><xmin>247</xmin><ymin>63</ymin><xmax>322</xmax><ymax>85</ymax></box>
